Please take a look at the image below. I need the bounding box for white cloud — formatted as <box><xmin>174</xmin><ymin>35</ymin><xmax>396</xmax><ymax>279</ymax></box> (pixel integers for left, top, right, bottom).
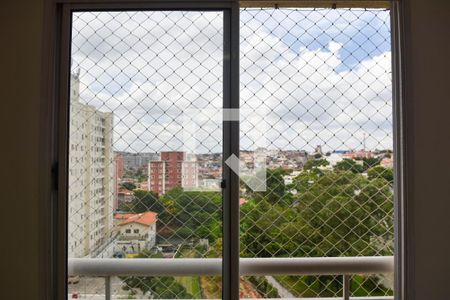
<box><xmin>71</xmin><ymin>9</ymin><xmax>392</xmax><ymax>153</ymax></box>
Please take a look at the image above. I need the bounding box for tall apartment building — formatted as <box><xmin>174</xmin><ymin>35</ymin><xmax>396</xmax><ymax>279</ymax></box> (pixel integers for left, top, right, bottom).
<box><xmin>114</xmin><ymin>153</ymin><xmax>125</xmax><ymax>180</ymax></box>
<box><xmin>117</xmin><ymin>152</ymin><xmax>159</xmax><ymax>170</ymax></box>
<box><xmin>148</xmin><ymin>151</ymin><xmax>198</xmax><ymax>194</ymax></box>
<box><xmin>113</xmin><ymin>153</ymin><xmax>124</xmax><ymax>210</ymax></box>
<box><xmin>68</xmin><ymin>72</ymin><xmax>115</xmax><ymax>258</ymax></box>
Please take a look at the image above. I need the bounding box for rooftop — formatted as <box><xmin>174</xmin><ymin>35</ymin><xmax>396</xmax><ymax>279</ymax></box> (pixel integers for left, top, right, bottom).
<box><xmin>115</xmin><ymin>211</ymin><xmax>158</xmax><ymax>226</ymax></box>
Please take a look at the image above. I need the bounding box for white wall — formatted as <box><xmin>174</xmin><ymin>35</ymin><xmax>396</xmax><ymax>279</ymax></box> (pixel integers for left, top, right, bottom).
<box><xmin>117</xmin><ymin>222</ymin><xmax>156</xmax><ymax>248</ymax></box>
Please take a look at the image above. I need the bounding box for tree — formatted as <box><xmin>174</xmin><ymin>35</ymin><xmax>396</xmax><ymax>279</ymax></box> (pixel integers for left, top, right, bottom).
<box><xmin>120</xmin><ymin>181</ymin><xmax>136</xmax><ymax>191</ymax></box>
<box><xmin>334</xmin><ymin>159</ymin><xmax>364</xmax><ymax>173</ymax></box>
<box><xmin>362</xmin><ymin>157</ymin><xmax>381</xmax><ymax>170</ymax></box>
<box><xmin>289</xmin><ymin>170</ymin><xmax>393</xmax><ymax>257</ymax></box>
<box><xmin>367</xmin><ymin>166</ymin><xmax>394</xmax><ymax>183</ymax></box>
<box><xmin>119</xmin><ymin>190</ymin><xmax>164</xmax><ymax>214</ymax></box>
<box><xmin>241</xmin><ymin>200</ymin><xmax>295</xmax><ymax>257</ymax></box>
<box><xmin>242</xmin><ymin>168</ymin><xmax>394</xmax><ymax>258</ymax></box>
<box><xmin>250</xmin><ymin>168</ymin><xmax>288</xmax><ymax>204</ymax></box>
<box><xmin>303</xmin><ymin>159</ymin><xmax>329</xmax><ymax>171</ymax></box>
<box><xmin>240</xmin><ymin>167</ymin><xmax>394</xmax><ymax>296</ymax></box>
<box><xmin>124</xmin><ymin>168</ymin><xmax>147</xmax><ymax>182</ymax></box>
<box><xmin>161</xmin><ymin>187</ymin><xmax>222</xmax><ymax>242</ymax></box>
<box><xmin>134</xmin><ymin>168</ymin><xmax>147</xmax><ymax>182</ymax></box>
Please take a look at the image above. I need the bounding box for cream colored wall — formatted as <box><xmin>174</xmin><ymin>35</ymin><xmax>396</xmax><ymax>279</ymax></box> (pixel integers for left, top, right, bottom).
<box><xmin>68</xmin><ymin>75</ymin><xmax>115</xmax><ymax>258</ymax></box>
<box><xmin>118</xmin><ymin>222</ymin><xmax>149</xmax><ymax>236</ymax></box>
<box><xmin>118</xmin><ymin>222</ymin><xmax>156</xmax><ymax>244</ymax></box>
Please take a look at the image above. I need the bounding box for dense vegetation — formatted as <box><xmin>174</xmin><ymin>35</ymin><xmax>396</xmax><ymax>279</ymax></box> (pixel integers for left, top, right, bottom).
<box><xmin>241</xmin><ymin>167</ymin><xmax>394</xmax><ymax>258</ymax></box>
<box><xmin>240</xmin><ymin>164</ymin><xmax>394</xmax><ymax>297</ymax></box>
<box><xmin>119</xmin><ymin>159</ymin><xmax>394</xmax><ymax>297</ymax></box>
<box><xmin>119</xmin><ymin>187</ymin><xmax>222</xmax><ymax>249</ymax></box>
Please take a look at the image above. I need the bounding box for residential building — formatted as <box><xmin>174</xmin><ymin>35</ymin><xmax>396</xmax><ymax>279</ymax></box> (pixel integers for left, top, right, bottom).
<box><xmin>114</xmin><ymin>153</ymin><xmax>124</xmax><ymax>179</ymax></box>
<box><xmin>113</xmin><ymin>153</ymin><xmax>124</xmax><ymax>210</ymax></box>
<box><xmin>114</xmin><ymin>211</ymin><xmax>158</xmax><ymax>254</ymax></box>
<box><xmin>117</xmin><ymin>188</ymin><xmax>134</xmax><ymax>206</ymax></box>
<box><xmin>283</xmin><ymin>175</ymin><xmax>295</xmax><ymax>185</ymax></box>
<box><xmin>200</xmin><ymin>178</ymin><xmax>221</xmax><ymax>190</ymax></box>
<box><xmin>148</xmin><ymin>151</ymin><xmax>199</xmax><ymax>194</ymax></box>
<box><xmin>148</xmin><ymin>160</ymin><xmax>165</xmax><ymax>194</ymax></box>
<box><xmin>314</xmin><ymin>145</ymin><xmax>323</xmax><ymax>155</ymax></box>
<box><xmin>139</xmin><ymin>180</ymin><xmax>149</xmax><ymax>190</ymax></box>
<box><xmin>68</xmin><ymin>72</ymin><xmax>114</xmax><ymax>258</ymax></box>
<box><xmin>325</xmin><ymin>152</ymin><xmax>344</xmax><ymax>166</ymax></box>
<box><xmin>380</xmin><ymin>157</ymin><xmax>394</xmax><ymax>168</ymax></box>
<box><xmin>117</xmin><ymin>151</ymin><xmax>159</xmax><ymax>170</ymax></box>
<box><xmin>343</xmin><ymin>150</ymin><xmax>374</xmax><ymax>159</ymax></box>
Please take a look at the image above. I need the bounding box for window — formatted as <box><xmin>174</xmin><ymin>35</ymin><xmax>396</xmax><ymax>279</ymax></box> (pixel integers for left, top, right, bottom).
<box><xmin>59</xmin><ymin>2</ymin><xmax>400</xmax><ymax>300</ymax></box>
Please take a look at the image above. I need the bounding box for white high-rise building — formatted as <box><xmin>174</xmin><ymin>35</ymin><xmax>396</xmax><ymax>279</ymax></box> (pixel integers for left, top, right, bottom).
<box><xmin>68</xmin><ymin>72</ymin><xmax>115</xmax><ymax>258</ymax></box>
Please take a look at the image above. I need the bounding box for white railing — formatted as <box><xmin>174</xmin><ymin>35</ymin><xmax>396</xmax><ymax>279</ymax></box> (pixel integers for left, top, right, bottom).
<box><xmin>68</xmin><ymin>256</ymin><xmax>394</xmax><ymax>300</ymax></box>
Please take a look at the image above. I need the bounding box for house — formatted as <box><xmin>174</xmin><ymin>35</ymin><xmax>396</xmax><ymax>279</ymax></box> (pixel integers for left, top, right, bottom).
<box><xmin>117</xmin><ymin>188</ymin><xmax>134</xmax><ymax>205</ymax></box>
<box><xmin>200</xmin><ymin>178</ymin><xmax>221</xmax><ymax>190</ymax></box>
<box><xmin>325</xmin><ymin>152</ymin><xmax>344</xmax><ymax>166</ymax></box>
<box><xmin>114</xmin><ymin>211</ymin><xmax>158</xmax><ymax>254</ymax></box>
<box><xmin>380</xmin><ymin>158</ymin><xmax>394</xmax><ymax>168</ymax></box>
<box><xmin>139</xmin><ymin>180</ymin><xmax>149</xmax><ymax>190</ymax></box>
<box><xmin>342</xmin><ymin>150</ymin><xmax>373</xmax><ymax>159</ymax></box>
<box><xmin>283</xmin><ymin>175</ymin><xmax>294</xmax><ymax>185</ymax></box>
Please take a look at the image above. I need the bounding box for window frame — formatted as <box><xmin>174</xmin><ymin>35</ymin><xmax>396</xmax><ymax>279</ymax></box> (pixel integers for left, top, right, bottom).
<box><xmin>42</xmin><ymin>2</ymin><xmax>240</xmax><ymax>299</ymax></box>
<box><xmin>39</xmin><ymin>1</ymin><xmax>407</xmax><ymax>300</ymax></box>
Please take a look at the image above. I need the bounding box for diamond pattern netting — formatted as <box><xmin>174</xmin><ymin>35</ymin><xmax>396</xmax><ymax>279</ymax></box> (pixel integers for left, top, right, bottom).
<box><xmin>239</xmin><ymin>8</ymin><xmax>393</xmax><ymax>298</ymax></box>
<box><xmin>68</xmin><ymin>8</ymin><xmax>394</xmax><ymax>299</ymax></box>
<box><xmin>69</xmin><ymin>11</ymin><xmax>224</xmax><ymax>299</ymax></box>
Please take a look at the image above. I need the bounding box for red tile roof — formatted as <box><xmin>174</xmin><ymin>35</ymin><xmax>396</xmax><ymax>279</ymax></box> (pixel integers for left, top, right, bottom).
<box><xmin>117</xmin><ymin>188</ymin><xmax>133</xmax><ymax>195</ymax></box>
<box><xmin>115</xmin><ymin>211</ymin><xmax>157</xmax><ymax>226</ymax></box>
<box><xmin>115</xmin><ymin>213</ymin><xmax>135</xmax><ymax>220</ymax></box>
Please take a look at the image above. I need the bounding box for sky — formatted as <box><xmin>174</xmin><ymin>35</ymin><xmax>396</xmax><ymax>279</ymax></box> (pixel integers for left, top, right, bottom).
<box><xmin>71</xmin><ymin>8</ymin><xmax>392</xmax><ymax>154</ymax></box>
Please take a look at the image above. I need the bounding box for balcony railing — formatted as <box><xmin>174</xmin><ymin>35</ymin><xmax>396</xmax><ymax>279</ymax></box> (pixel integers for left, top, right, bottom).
<box><xmin>68</xmin><ymin>256</ymin><xmax>394</xmax><ymax>300</ymax></box>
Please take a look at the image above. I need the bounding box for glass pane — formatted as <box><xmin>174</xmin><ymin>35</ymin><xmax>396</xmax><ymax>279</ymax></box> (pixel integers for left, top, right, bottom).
<box><xmin>68</xmin><ymin>11</ymin><xmax>224</xmax><ymax>299</ymax></box>
<box><xmin>239</xmin><ymin>8</ymin><xmax>394</xmax><ymax>298</ymax></box>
